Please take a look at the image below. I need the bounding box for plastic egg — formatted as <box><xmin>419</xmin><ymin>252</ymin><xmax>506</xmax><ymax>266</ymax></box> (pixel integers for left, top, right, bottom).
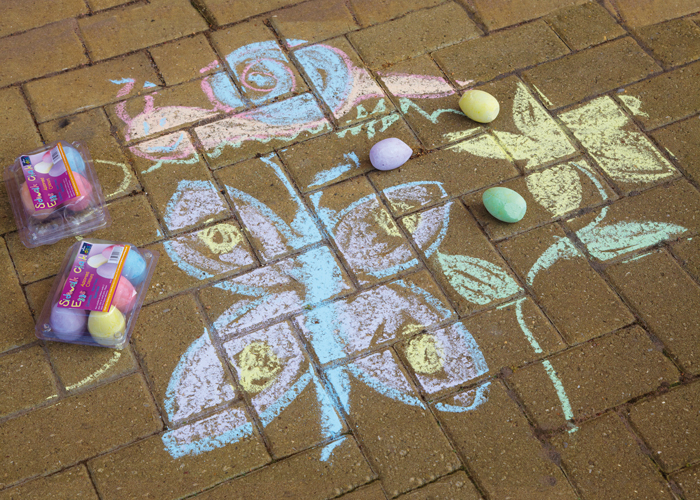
<box><xmin>20</xmin><ymin>183</ymin><xmax>53</xmax><ymax>220</ymax></box>
<box><xmin>88</xmin><ymin>306</ymin><xmax>126</xmax><ymax>346</ymax></box>
<box><xmin>112</xmin><ymin>276</ymin><xmax>137</xmax><ymax>313</ymax></box>
<box><xmin>482</xmin><ymin>187</ymin><xmax>527</xmax><ymax>223</ymax></box>
<box><xmin>50</xmin><ymin>303</ymin><xmax>88</xmax><ymax>341</ymax></box>
<box><xmin>369</xmin><ymin>138</ymin><xmax>412</xmax><ymax>171</ymax></box>
<box><xmin>66</xmin><ymin>172</ymin><xmax>93</xmax><ymax>212</ymax></box>
<box><xmin>87</xmin><ymin>254</ymin><xmax>108</xmax><ymax>269</ymax></box>
<box><xmin>34</xmin><ymin>161</ymin><xmax>53</xmax><ymax>175</ymax></box>
<box><xmin>103</xmin><ymin>247</ymin><xmax>147</xmax><ymax>286</ymax></box>
<box><xmin>459</xmin><ymin>90</ymin><xmax>500</xmax><ymax>123</ymax></box>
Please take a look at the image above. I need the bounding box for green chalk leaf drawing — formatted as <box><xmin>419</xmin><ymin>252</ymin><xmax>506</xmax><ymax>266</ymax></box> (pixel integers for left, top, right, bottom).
<box><xmin>436</xmin><ymin>251</ymin><xmax>521</xmax><ymax>305</ymax></box>
<box><xmin>527</xmin><ymin>236</ymin><xmax>579</xmax><ymax>285</ymax></box>
<box><xmin>577</xmin><ymin>221</ymin><xmax>688</xmax><ymax>261</ymax></box>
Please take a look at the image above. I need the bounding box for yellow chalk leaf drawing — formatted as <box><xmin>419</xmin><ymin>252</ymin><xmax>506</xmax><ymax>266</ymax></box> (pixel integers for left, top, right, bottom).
<box><xmin>493</xmin><ymin>82</ymin><xmax>576</xmax><ymax>170</ymax></box>
<box><xmin>560</xmin><ymin>96</ymin><xmax>677</xmax><ymax>185</ymax></box>
<box><xmin>197</xmin><ymin>223</ymin><xmax>244</xmax><ymax>254</ymax></box>
<box><xmin>405</xmin><ymin>335</ymin><xmax>444</xmax><ymax>375</ymax></box>
<box><xmin>447</xmin><ymin>132</ymin><xmax>509</xmax><ymax>160</ymax></box>
<box><xmin>526</xmin><ymin>164</ymin><xmax>583</xmax><ymax>216</ymax></box>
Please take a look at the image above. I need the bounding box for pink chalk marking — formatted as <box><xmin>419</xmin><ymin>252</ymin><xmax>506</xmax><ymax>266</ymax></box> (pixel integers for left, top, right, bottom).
<box><xmin>378</xmin><ymin>73</ymin><xmax>455</xmax><ymax>99</ymax></box>
<box><xmin>200</xmin><ymin>60</ymin><xmax>220</xmax><ymax>73</ymax></box>
<box><xmin>240</xmin><ymin>58</ymin><xmax>297</xmax><ymax>94</ymax></box>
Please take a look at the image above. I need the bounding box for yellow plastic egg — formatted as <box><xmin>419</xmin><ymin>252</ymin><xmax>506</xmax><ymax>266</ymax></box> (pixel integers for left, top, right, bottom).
<box><xmin>459</xmin><ymin>90</ymin><xmax>500</xmax><ymax>123</ymax></box>
<box><xmin>88</xmin><ymin>306</ymin><xmax>126</xmax><ymax>347</ymax></box>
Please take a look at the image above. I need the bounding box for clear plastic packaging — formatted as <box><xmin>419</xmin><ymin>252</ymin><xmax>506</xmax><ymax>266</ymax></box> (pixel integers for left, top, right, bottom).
<box><xmin>4</xmin><ymin>140</ymin><xmax>110</xmax><ymax>248</ymax></box>
<box><xmin>36</xmin><ymin>239</ymin><xmax>159</xmax><ymax>349</ymax></box>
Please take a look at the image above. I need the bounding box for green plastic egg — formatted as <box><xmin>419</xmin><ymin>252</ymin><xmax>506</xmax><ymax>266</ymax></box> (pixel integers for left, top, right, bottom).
<box><xmin>482</xmin><ymin>187</ymin><xmax>527</xmax><ymax>223</ymax></box>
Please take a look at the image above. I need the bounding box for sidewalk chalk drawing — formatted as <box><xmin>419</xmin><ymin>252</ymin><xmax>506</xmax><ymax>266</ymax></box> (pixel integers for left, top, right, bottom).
<box><xmin>103</xmin><ymin>39</ymin><xmax>691</xmax><ymax>457</ymax></box>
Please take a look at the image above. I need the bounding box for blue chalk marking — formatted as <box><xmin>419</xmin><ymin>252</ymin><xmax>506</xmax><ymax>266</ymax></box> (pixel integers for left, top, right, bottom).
<box><xmin>143</xmin><ymin>81</ymin><xmax>157</xmax><ymax>89</ymax></box>
<box><xmin>320</xmin><ymin>437</ymin><xmax>346</xmax><ymax>462</ymax></box>
<box><xmin>258</xmin><ymin>371</ymin><xmax>312</xmax><ymax>426</ymax></box>
<box><xmin>434</xmin><ymin>382</ymin><xmax>490</xmax><ymax>413</ymax></box>
<box><xmin>542</xmin><ymin>360</ymin><xmax>573</xmax><ymax>421</ymax></box>
<box><xmin>527</xmin><ymin>237</ymin><xmax>579</xmax><ymax>285</ymax></box>
<box><xmin>209</xmin><ymin>72</ymin><xmax>245</xmax><ymax>109</ymax></box>
<box><xmin>308</xmin><ymin>152</ymin><xmax>360</xmax><ymax>188</ymax></box>
<box><xmin>162</xmin><ymin>419</ymin><xmax>253</xmax><ymax>459</ymax></box>
<box><xmin>295</xmin><ymin>44</ymin><xmax>351</xmax><ymax>112</ymax></box>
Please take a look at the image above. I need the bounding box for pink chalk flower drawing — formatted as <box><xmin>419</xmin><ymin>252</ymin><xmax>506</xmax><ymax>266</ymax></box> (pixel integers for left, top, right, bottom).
<box><xmin>106</xmin><ymin>40</ymin><xmax>689</xmax><ymax>461</ymax></box>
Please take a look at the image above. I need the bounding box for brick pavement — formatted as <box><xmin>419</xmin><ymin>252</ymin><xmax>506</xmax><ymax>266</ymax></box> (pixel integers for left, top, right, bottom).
<box><xmin>0</xmin><ymin>1</ymin><xmax>699</xmax><ymax>499</ymax></box>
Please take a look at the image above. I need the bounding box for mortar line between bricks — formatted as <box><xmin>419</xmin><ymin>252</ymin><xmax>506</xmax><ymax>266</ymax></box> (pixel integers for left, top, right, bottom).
<box><xmin>664</xmin><ymin>240</ymin><xmax>700</xmax><ymax>292</ymax></box>
<box><xmin>615</xmin><ymin>407</ymin><xmax>679</xmax><ymax>490</ymax></box>
<box><xmin>203</xmin><ymin>30</ymin><xmax>252</xmax><ymax>108</ymax></box>
<box><xmin>71</xmin><ymin>15</ymin><xmax>93</xmax><ymax>66</ymax></box>
<box><xmin>84</xmin><ymin>460</ymin><xmax>105</xmax><ymax>500</ymax></box>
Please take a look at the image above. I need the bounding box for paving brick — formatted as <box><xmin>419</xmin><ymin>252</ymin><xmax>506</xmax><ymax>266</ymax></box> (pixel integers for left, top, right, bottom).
<box><xmin>559</xmin><ymin>96</ymin><xmax>680</xmax><ymax>194</ymax></box>
<box><xmin>280</xmin><ymin>113</ymin><xmax>420</xmax><ymax>192</ymax></box>
<box><xmin>90</xmin><ymin>404</ymin><xmax>270</xmax><ymax>500</ymax></box>
<box><xmin>463</xmin><ymin>0</ymin><xmax>587</xmax><ymax>31</ymax></box>
<box><xmin>479</xmin><ymin>77</ymin><xmax>577</xmax><ymax>172</ymax></box>
<box><xmin>0</xmin><ymin>465</ymin><xmax>98</xmax><ymax>500</ymax></box>
<box><xmin>509</xmin><ymin>326</ymin><xmax>679</xmax><ymax>430</ymax></box>
<box><xmin>499</xmin><ymin>224</ymin><xmax>635</xmax><ymax>344</ymax></box>
<box><xmin>195</xmin><ymin>93</ymin><xmax>332</xmax><ymax>168</ymax></box>
<box><xmin>465</xmin><ymin>159</ymin><xmax>615</xmax><ymax>241</ymax></box>
<box><xmin>79</xmin><ymin>0</ymin><xmax>208</xmax><ymax>61</ymax></box>
<box><xmin>628</xmin><ymin>382</ymin><xmax>700</xmax><ymax>472</ymax></box>
<box><xmin>0</xmin><ymin>87</ymin><xmax>42</xmax><ymax>170</ymax></box>
<box><xmin>551</xmin><ymin>413</ymin><xmax>674</xmax><ymax>499</ymax></box>
<box><xmin>348</xmin><ymin>0</ymin><xmax>442</xmax><ymax>27</ymax></box>
<box><xmin>0</xmin><ymin>238</ymin><xmax>36</xmax><ymax>352</ymax></box>
<box><xmin>609</xmin><ymin>0</ymin><xmax>700</xmax><ymax>27</ymax></box>
<box><xmin>196</xmin><ymin>0</ymin><xmax>304</xmax><ymax>26</ymax></box>
<box><xmin>133</xmin><ymin>132</ymin><xmax>230</xmax><ymax>234</ymax></box>
<box><xmin>310</xmin><ymin>176</ymin><xmax>420</xmax><ymax>286</ymax></box>
<box><xmin>46</xmin><ymin>343</ymin><xmax>137</xmax><ymax>394</ymax></box>
<box><xmin>150</xmin><ymin>34</ymin><xmax>221</xmax><ymax>86</ymax></box>
<box><xmin>635</xmin><ymin>18</ymin><xmax>700</xmax><ymax>67</ymax></box>
<box><xmin>144</xmin><ymin>222</ymin><xmax>256</xmax><ymax>303</ymax></box>
<box><xmin>347</xmin><ymin>3</ymin><xmax>481</xmax><ymax>69</ymax></box>
<box><xmin>0</xmin><ymin>19</ymin><xmax>87</xmax><ymax>88</ymax></box>
<box><xmin>107</xmin><ymin>75</ymin><xmax>245</xmax><ymax>143</ymax></box>
<box><xmin>210</xmin><ymin>21</ymin><xmax>307</xmax><ymax>106</ymax></box>
<box><xmin>618</xmin><ymin>61</ymin><xmax>700</xmax><ymax>130</ymax></box>
<box><xmin>402</xmin><ymin>201</ymin><xmax>522</xmax><ymax>316</ymax></box>
<box><xmin>40</xmin><ymin>108</ymin><xmax>141</xmax><ymax>202</ymax></box>
<box><xmin>523</xmin><ymin>37</ymin><xmax>660</xmax><ymax>109</ymax></box>
<box><xmin>327</xmin><ymin>350</ymin><xmax>461</xmax><ymax>497</ymax></box>
<box><xmin>88</xmin><ymin>0</ymin><xmax>132</xmax><ymax>11</ymax></box>
<box><xmin>673</xmin><ymin>465</ymin><xmax>700</xmax><ymax>500</ymax></box>
<box><xmin>195</xmin><ymin>435</ymin><xmax>374</xmax><ymax>499</ymax></box>
<box><xmin>0</xmin><ymin>345</ymin><xmax>56</xmax><ymax>418</ymax></box>
<box><xmin>371</xmin><ymin>134</ymin><xmax>518</xmax><ymax>217</ymax></box>
<box><xmin>397</xmin><ymin>471</ymin><xmax>481</xmax><ymax>499</ymax></box>
<box><xmin>377</xmin><ymin>55</ymin><xmax>476</xmax><ymax>149</ymax></box>
<box><xmin>0</xmin><ymin>184</ymin><xmax>16</xmax><ymax>236</ymax></box>
<box><xmin>0</xmin><ymin>374</ymin><xmax>161</xmax><ymax>487</ymax></box>
<box><xmin>434</xmin><ymin>21</ymin><xmax>569</xmax><ymax>86</ymax></box>
<box><xmin>296</xmin><ymin>270</ymin><xmax>454</xmax><ymax>365</ymax></box>
<box><xmin>23</xmin><ymin>277</ymin><xmax>54</xmax><ymax>320</ymax></box>
<box><xmin>653</xmin><ymin>116</ymin><xmax>700</xmax><ymax>185</ymax></box>
<box><xmin>133</xmin><ymin>294</ymin><xmax>236</xmax><ymax>425</ymax></box>
<box><xmin>224</xmin><ymin>321</ymin><xmax>346</xmax><ymax>457</ymax></box>
<box><xmin>6</xmin><ymin>194</ymin><xmax>162</xmax><ymax>284</ymax></box>
<box><xmin>546</xmin><ymin>2</ymin><xmax>627</xmax><ymax>51</ymax></box>
<box><xmin>271</xmin><ymin>0</ymin><xmax>358</xmax><ymax>46</ymax></box>
<box><xmin>340</xmin><ymin>482</ymin><xmax>388</xmax><ymax>500</ymax></box>
<box><xmin>670</xmin><ymin>236</ymin><xmax>700</xmax><ymax>281</ymax></box>
<box><xmin>460</xmin><ymin>297</ymin><xmax>567</xmax><ymax>376</ymax></box>
<box><xmin>0</xmin><ymin>0</ymin><xmax>88</xmax><ymax>38</ymax></box>
<box><xmin>293</xmin><ymin>37</ymin><xmax>393</xmax><ymax>127</ymax></box>
<box><xmin>24</xmin><ymin>52</ymin><xmax>161</xmax><ymax>123</ymax></box>
<box><xmin>565</xmin><ymin>180</ymin><xmax>700</xmax><ymax>263</ymax></box>
<box><xmin>606</xmin><ymin>251</ymin><xmax>700</xmax><ymax>375</ymax></box>
<box><xmin>216</xmin><ymin>154</ymin><xmax>322</xmax><ymax>261</ymax></box>
<box><xmin>199</xmin><ymin>245</ymin><xmax>353</xmax><ymax>340</ymax></box>
<box><xmin>434</xmin><ymin>380</ymin><xmax>575</xmax><ymax>498</ymax></box>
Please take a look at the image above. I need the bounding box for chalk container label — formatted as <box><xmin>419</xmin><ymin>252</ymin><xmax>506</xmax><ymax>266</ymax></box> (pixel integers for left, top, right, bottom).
<box><xmin>58</xmin><ymin>242</ymin><xmax>131</xmax><ymax>312</ymax></box>
<box><xmin>20</xmin><ymin>143</ymin><xmax>81</xmax><ymax>211</ymax></box>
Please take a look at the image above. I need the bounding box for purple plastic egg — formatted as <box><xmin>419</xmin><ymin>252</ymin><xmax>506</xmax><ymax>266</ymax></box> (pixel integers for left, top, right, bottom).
<box><xmin>50</xmin><ymin>303</ymin><xmax>88</xmax><ymax>341</ymax></box>
<box><xmin>369</xmin><ymin>138</ymin><xmax>412</xmax><ymax>171</ymax></box>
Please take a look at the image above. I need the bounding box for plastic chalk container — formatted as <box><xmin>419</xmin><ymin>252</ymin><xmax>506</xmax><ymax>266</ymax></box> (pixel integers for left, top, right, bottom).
<box><xmin>3</xmin><ymin>140</ymin><xmax>110</xmax><ymax>248</ymax></box>
<box><xmin>36</xmin><ymin>239</ymin><xmax>159</xmax><ymax>349</ymax></box>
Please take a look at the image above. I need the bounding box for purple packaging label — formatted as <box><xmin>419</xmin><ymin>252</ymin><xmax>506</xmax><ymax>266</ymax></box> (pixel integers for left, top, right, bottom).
<box><xmin>57</xmin><ymin>241</ymin><xmax>131</xmax><ymax>312</ymax></box>
<box><xmin>20</xmin><ymin>144</ymin><xmax>81</xmax><ymax>211</ymax></box>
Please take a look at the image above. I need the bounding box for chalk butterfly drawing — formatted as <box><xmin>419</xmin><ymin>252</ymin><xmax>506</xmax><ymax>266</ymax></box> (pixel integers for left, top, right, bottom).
<box><xmin>104</xmin><ymin>40</ymin><xmax>688</xmax><ymax>459</ymax></box>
